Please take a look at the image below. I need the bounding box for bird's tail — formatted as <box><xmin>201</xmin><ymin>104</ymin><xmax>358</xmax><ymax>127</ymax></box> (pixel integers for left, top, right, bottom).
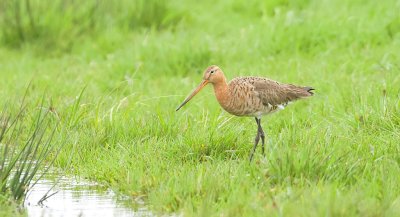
<box><xmin>303</xmin><ymin>86</ymin><xmax>315</xmax><ymax>96</ymax></box>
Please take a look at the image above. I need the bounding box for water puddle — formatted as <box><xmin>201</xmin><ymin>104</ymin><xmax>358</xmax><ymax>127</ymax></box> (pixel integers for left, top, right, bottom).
<box><xmin>25</xmin><ymin>176</ymin><xmax>152</xmax><ymax>217</ymax></box>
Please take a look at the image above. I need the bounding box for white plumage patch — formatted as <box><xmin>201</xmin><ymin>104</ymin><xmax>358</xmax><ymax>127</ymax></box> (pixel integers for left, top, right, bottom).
<box><xmin>278</xmin><ymin>104</ymin><xmax>285</xmax><ymax>110</ymax></box>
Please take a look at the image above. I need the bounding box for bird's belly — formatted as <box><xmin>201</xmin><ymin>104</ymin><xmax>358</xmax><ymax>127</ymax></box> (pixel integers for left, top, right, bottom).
<box><xmin>219</xmin><ymin>98</ymin><xmax>262</xmax><ymax>116</ymax></box>
<box><xmin>222</xmin><ymin>101</ymin><xmax>285</xmax><ymax>118</ymax></box>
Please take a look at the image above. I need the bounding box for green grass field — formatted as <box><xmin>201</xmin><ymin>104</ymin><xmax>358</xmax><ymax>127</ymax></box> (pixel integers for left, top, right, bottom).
<box><xmin>1</xmin><ymin>0</ymin><xmax>400</xmax><ymax>216</ymax></box>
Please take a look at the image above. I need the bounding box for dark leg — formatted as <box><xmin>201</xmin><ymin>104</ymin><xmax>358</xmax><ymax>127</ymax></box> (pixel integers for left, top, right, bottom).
<box><xmin>258</xmin><ymin>119</ymin><xmax>265</xmax><ymax>156</ymax></box>
<box><xmin>249</xmin><ymin>118</ymin><xmax>261</xmax><ymax>162</ymax></box>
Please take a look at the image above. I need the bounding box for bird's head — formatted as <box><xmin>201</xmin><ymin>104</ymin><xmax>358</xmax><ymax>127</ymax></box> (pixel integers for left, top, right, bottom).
<box><xmin>202</xmin><ymin>65</ymin><xmax>225</xmax><ymax>84</ymax></box>
<box><xmin>176</xmin><ymin>65</ymin><xmax>225</xmax><ymax>111</ymax></box>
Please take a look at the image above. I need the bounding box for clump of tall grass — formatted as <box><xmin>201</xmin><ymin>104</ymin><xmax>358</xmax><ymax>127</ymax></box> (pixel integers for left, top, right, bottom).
<box><xmin>0</xmin><ymin>0</ymin><xmax>184</xmax><ymax>49</ymax></box>
<box><xmin>0</xmin><ymin>95</ymin><xmax>63</xmax><ymax>202</ymax></box>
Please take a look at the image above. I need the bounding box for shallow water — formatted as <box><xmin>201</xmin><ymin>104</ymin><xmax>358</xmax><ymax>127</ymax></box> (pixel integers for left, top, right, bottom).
<box><xmin>25</xmin><ymin>176</ymin><xmax>152</xmax><ymax>217</ymax></box>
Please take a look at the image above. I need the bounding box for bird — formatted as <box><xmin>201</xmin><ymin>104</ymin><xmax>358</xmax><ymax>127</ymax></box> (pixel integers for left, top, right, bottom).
<box><xmin>176</xmin><ymin>65</ymin><xmax>314</xmax><ymax>161</ymax></box>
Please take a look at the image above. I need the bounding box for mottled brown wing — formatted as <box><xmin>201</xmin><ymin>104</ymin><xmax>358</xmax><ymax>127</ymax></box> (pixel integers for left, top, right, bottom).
<box><xmin>252</xmin><ymin>78</ymin><xmax>313</xmax><ymax>106</ymax></box>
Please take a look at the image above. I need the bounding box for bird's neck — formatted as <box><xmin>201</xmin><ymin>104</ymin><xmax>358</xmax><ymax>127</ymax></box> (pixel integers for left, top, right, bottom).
<box><xmin>212</xmin><ymin>80</ymin><xmax>231</xmax><ymax>108</ymax></box>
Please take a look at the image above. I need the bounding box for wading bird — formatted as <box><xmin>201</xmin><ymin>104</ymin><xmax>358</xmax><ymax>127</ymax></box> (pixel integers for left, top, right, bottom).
<box><xmin>176</xmin><ymin>65</ymin><xmax>314</xmax><ymax>161</ymax></box>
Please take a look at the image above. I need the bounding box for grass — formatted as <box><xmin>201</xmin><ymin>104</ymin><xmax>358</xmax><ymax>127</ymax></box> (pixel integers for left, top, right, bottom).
<box><xmin>0</xmin><ymin>93</ymin><xmax>64</xmax><ymax>216</ymax></box>
<box><xmin>0</xmin><ymin>0</ymin><xmax>400</xmax><ymax>216</ymax></box>
<box><xmin>0</xmin><ymin>196</ymin><xmax>23</xmax><ymax>217</ymax></box>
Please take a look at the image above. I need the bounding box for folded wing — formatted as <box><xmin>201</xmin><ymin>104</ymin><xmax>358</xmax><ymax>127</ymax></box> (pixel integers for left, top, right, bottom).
<box><xmin>252</xmin><ymin>78</ymin><xmax>314</xmax><ymax>107</ymax></box>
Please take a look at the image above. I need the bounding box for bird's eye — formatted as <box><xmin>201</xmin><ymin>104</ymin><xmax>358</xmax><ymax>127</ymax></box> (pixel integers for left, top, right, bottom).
<box><xmin>210</xmin><ymin>70</ymin><xmax>215</xmax><ymax>74</ymax></box>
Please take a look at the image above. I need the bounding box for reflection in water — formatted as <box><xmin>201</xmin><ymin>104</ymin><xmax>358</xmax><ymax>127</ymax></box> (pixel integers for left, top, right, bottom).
<box><xmin>25</xmin><ymin>177</ymin><xmax>151</xmax><ymax>217</ymax></box>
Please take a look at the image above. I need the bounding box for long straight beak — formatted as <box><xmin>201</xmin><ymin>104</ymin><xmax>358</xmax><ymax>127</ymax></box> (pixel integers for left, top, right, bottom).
<box><xmin>176</xmin><ymin>80</ymin><xmax>209</xmax><ymax>111</ymax></box>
